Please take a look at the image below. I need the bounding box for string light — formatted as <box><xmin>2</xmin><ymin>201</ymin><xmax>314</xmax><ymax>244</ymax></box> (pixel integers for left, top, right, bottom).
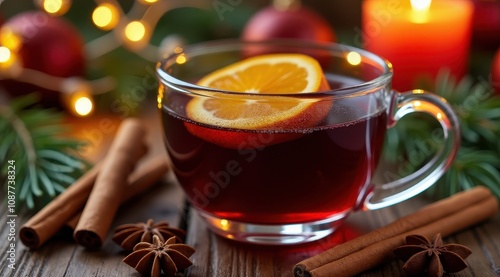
<box><xmin>0</xmin><ymin>46</ymin><xmax>20</xmax><ymax>75</ymax></box>
<box><xmin>0</xmin><ymin>47</ymin><xmax>12</xmax><ymax>64</ymax></box>
<box><xmin>124</xmin><ymin>21</ymin><xmax>147</xmax><ymax>42</ymax></box>
<box><xmin>60</xmin><ymin>78</ymin><xmax>94</xmax><ymax>117</ymax></box>
<box><xmin>0</xmin><ymin>28</ymin><xmax>22</xmax><ymax>53</ymax></box>
<box><xmin>0</xmin><ymin>26</ymin><xmax>22</xmax><ymax>75</ymax></box>
<box><xmin>3</xmin><ymin>0</ymin><xmax>208</xmax><ymax>117</ymax></box>
<box><xmin>92</xmin><ymin>3</ymin><xmax>119</xmax><ymax>30</ymax></box>
<box><xmin>73</xmin><ymin>96</ymin><xmax>93</xmax><ymax>117</ymax></box>
<box><xmin>175</xmin><ymin>54</ymin><xmax>187</xmax><ymax>64</ymax></box>
<box><xmin>39</xmin><ymin>0</ymin><xmax>72</xmax><ymax>16</ymax></box>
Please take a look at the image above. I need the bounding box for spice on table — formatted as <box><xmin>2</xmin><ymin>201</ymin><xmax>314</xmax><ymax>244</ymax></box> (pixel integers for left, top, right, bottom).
<box><xmin>393</xmin><ymin>233</ymin><xmax>471</xmax><ymax>277</ymax></box>
<box><xmin>112</xmin><ymin>219</ymin><xmax>186</xmax><ymax>251</ymax></box>
<box><xmin>19</xmin><ymin>163</ymin><xmax>101</xmax><ymax>249</ymax></box>
<box><xmin>74</xmin><ymin>118</ymin><xmax>147</xmax><ymax>250</ymax></box>
<box><xmin>293</xmin><ymin>186</ymin><xmax>498</xmax><ymax>277</ymax></box>
<box><xmin>123</xmin><ymin>235</ymin><xmax>195</xmax><ymax>277</ymax></box>
<box><xmin>64</xmin><ymin>157</ymin><xmax>171</xmax><ymax>231</ymax></box>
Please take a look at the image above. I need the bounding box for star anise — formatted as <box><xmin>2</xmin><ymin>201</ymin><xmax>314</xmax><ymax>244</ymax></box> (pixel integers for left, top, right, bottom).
<box><xmin>112</xmin><ymin>219</ymin><xmax>186</xmax><ymax>251</ymax></box>
<box><xmin>123</xmin><ymin>235</ymin><xmax>195</xmax><ymax>277</ymax></box>
<box><xmin>393</xmin><ymin>233</ymin><xmax>472</xmax><ymax>277</ymax></box>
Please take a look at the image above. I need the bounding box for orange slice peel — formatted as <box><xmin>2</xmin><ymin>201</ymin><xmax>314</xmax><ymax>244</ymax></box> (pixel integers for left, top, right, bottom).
<box><xmin>184</xmin><ymin>53</ymin><xmax>331</xmax><ymax>148</ymax></box>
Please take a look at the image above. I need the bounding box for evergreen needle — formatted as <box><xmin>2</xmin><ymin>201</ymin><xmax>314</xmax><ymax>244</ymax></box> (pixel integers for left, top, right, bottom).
<box><xmin>1</xmin><ymin>95</ymin><xmax>88</xmax><ymax>210</ymax></box>
<box><xmin>381</xmin><ymin>71</ymin><xmax>500</xmax><ymax>200</ymax></box>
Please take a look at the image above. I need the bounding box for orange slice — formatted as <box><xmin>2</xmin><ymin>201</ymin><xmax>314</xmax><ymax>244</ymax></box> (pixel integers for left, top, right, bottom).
<box><xmin>185</xmin><ymin>53</ymin><xmax>331</xmax><ymax>148</ymax></box>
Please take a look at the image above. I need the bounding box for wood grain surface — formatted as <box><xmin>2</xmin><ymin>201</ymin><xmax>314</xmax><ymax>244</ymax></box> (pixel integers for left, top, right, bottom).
<box><xmin>2</xmin><ymin>184</ymin><xmax>499</xmax><ymax>277</ymax></box>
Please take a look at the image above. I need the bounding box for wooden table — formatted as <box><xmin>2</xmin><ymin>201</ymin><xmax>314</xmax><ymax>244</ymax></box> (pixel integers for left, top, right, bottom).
<box><xmin>2</xmin><ymin>109</ymin><xmax>499</xmax><ymax>277</ymax></box>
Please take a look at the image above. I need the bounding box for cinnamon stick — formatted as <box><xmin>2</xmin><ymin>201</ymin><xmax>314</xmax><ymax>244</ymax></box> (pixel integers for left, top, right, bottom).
<box><xmin>74</xmin><ymin>118</ymin><xmax>147</xmax><ymax>250</ymax></box>
<box><xmin>65</xmin><ymin>156</ymin><xmax>170</xmax><ymax>231</ymax></box>
<box><xmin>294</xmin><ymin>186</ymin><xmax>492</xmax><ymax>275</ymax></box>
<box><xmin>307</xmin><ymin>196</ymin><xmax>497</xmax><ymax>277</ymax></box>
<box><xmin>294</xmin><ymin>187</ymin><xmax>498</xmax><ymax>277</ymax></box>
<box><xmin>19</xmin><ymin>163</ymin><xmax>101</xmax><ymax>249</ymax></box>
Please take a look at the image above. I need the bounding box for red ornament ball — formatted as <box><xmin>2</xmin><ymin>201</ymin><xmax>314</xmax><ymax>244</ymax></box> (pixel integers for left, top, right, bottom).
<box><xmin>241</xmin><ymin>4</ymin><xmax>335</xmax><ymax>43</ymax></box>
<box><xmin>472</xmin><ymin>0</ymin><xmax>500</xmax><ymax>50</ymax></box>
<box><xmin>492</xmin><ymin>48</ymin><xmax>500</xmax><ymax>94</ymax></box>
<box><xmin>0</xmin><ymin>11</ymin><xmax>86</xmax><ymax>105</ymax></box>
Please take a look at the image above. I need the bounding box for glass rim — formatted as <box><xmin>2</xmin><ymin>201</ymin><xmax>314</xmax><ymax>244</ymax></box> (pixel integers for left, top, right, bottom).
<box><xmin>156</xmin><ymin>39</ymin><xmax>394</xmax><ymax>97</ymax></box>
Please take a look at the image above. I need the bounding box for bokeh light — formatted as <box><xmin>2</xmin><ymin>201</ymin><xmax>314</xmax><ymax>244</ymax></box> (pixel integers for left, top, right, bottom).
<box><xmin>0</xmin><ymin>46</ymin><xmax>12</xmax><ymax>63</ymax></box>
<box><xmin>92</xmin><ymin>3</ymin><xmax>119</xmax><ymax>30</ymax></box>
<box><xmin>0</xmin><ymin>28</ymin><xmax>22</xmax><ymax>53</ymax></box>
<box><xmin>346</xmin><ymin>51</ymin><xmax>362</xmax><ymax>66</ymax></box>
<box><xmin>124</xmin><ymin>21</ymin><xmax>146</xmax><ymax>42</ymax></box>
<box><xmin>74</xmin><ymin>96</ymin><xmax>93</xmax><ymax>117</ymax></box>
<box><xmin>41</xmin><ymin>0</ymin><xmax>71</xmax><ymax>16</ymax></box>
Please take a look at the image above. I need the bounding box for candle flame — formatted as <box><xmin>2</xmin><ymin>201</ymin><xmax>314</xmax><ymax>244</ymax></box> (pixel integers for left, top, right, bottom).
<box><xmin>410</xmin><ymin>0</ymin><xmax>431</xmax><ymax>12</ymax></box>
<box><xmin>410</xmin><ymin>0</ymin><xmax>431</xmax><ymax>23</ymax></box>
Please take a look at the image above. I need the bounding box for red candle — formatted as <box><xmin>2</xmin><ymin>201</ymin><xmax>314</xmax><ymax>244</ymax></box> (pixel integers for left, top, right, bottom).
<box><xmin>362</xmin><ymin>0</ymin><xmax>473</xmax><ymax>91</ymax></box>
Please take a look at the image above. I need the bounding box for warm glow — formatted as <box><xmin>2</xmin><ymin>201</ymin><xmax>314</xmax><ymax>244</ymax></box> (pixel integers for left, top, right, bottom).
<box><xmin>0</xmin><ymin>46</ymin><xmax>11</xmax><ymax>63</ymax></box>
<box><xmin>42</xmin><ymin>0</ymin><xmax>71</xmax><ymax>16</ymax></box>
<box><xmin>61</xmin><ymin>78</ymin><xmax>94</xmax><ymax>117</ymax></box>
<box><xmin>175</xmin><ymin>54</ymin><xmax>187</xmax><ymax>64</ymax></box>
<box><xmin>0</xmin><ymin>28</ymin><xmax>22</xmax><ymax>53</ymax></box>
<box><xmin>124</xmin><ymin>21</ymin><xmax>146</xmax><ymax>42</ymax></box>
<box><xmin>92</xmin><ymin>3</ymin><xmax>119</xmax><ymax>30</ymax></box>
<box><xmin>220</xmin><ymin>219</ymin><xmax>229</xmax><ymax>230</ymax></box>
<box><xmin>140</xmin><ymin>0</ymin><xmax>158</xmax><ymax>3</ymax></box>
<box><xmin>346</xmin><ymin>51</ymin><xmax>362</xmax><ymax>66</ymax></box>
<box><xmin>413</xmin><ymin>101</ymin><xmax>422</xmax><ymax>107</ymax></box>
<box><xmin>74</xmin><ymin>96</ymin><xmax>93</xmax><ymax>116</ymax></box>
<box><xmin>410</xmin><ymin>0</ymin><xmax>431</xmax><ymax>23</ymax></box>
<box><xmin>410</xmin><ymin>0</ymin><xmax>432</xmax><ymax>12</ymax></box>
<box><xmin>157</xmin><ymin>85</ymin><xmax>164</xmax><ymax>109</ymax></box>
<box><xmin>0</xmin><ymin>48</ymin><xmax>20</xmax><ymax>76</ymax></box>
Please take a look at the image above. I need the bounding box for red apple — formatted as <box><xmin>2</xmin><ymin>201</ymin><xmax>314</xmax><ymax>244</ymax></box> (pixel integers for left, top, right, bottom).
<box><xmin>492</xmin><ymin>48</ymin><xmax>500</xmax><ymax>94</ymax></box>
<box><xmin>472</xmin><ymin>0</ymin><xmax>500</xmax><ymax>50</ymax></box>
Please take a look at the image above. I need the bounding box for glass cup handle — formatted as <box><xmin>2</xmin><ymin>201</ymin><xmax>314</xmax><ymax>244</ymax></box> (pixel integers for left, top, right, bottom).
<box><xmin>364</xmin><ymin>90</ymin><xmax>461</xmax><ymax>210</ymax></box>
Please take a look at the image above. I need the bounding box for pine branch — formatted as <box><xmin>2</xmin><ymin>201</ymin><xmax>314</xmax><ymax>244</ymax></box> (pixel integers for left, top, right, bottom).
<box><xmin>0</xmin><ymin>94</ymin><xmax>88</xmax><ymax>210</ymax></box>
<box><xmin>380</xmin><ymin>70</ymin><xmax>500</xmax><ymax>200</ymax></box>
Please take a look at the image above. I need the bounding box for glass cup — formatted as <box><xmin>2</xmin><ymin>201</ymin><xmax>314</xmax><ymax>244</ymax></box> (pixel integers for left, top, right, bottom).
<box><xmin>156</xmin><ymin>40</ymin><xmax>460</xmax><ymax>245</ymax></box>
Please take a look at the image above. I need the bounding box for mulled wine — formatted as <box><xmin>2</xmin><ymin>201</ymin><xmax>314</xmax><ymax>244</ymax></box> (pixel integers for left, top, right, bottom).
<box><xmin>161</xmin><ymin>95</ymin><xmax>387</xmax><ymax>224</ymax></box>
